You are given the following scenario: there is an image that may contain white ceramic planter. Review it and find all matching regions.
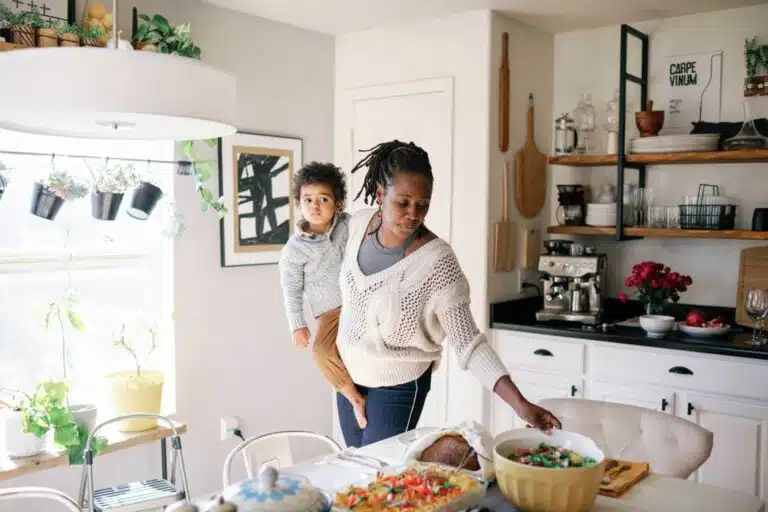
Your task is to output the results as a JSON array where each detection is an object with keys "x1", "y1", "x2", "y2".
[
  {"x1": 0, "y1": 408, "x2": 44, "y2": 458},
  {"x1": 70, "y1": 404, "x2": 98, "y2": 432}
]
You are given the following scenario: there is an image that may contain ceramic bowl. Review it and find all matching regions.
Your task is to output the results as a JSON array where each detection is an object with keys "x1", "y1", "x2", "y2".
[
  {"x1": 493, "y1": 429, "x2": 607, "y2": 512},
  {"x1": 639, "y1": 315, "x2": 676, "y2": 338}
]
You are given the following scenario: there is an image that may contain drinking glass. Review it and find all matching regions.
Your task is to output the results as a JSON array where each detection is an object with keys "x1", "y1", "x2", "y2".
[{"x1": 744, "y1": 289, "x2": 768, "y2": 346}]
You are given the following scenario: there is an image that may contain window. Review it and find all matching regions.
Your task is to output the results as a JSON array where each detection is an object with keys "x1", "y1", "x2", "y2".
[{"x1": 0, "y1": 128, "x2": 176, "y2": 411}]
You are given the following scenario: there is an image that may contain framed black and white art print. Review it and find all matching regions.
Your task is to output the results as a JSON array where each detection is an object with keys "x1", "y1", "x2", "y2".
[{"x1": 218, "y1": 132, "x2": 302, "y2": 267}]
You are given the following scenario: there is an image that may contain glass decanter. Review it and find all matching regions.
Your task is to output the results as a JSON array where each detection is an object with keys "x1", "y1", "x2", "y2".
[
  {"x1": 574, "y1": 93, "x2": 597, "y2": 153},
  {"x1": 724, "y1": 97, "x2": 768, "y2": 150}
]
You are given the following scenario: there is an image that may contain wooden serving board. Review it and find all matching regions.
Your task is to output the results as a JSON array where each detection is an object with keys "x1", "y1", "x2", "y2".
[
  {"x1": 515, "y1": 95, "x2": 547, "y2": 219},
  {"x1": 735, "y1": 247, "x2": 768, "y2": 328}
]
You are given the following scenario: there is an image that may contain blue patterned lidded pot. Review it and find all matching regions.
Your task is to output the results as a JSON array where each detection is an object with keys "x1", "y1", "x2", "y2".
[{"x1": 220, "y1": 466, "x2": 330, "y2": 512}]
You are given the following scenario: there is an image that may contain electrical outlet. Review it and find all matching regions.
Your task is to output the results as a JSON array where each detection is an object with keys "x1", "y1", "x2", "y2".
[{"x1": 220, "y1": 415, "x2": 242, "y2": 441}]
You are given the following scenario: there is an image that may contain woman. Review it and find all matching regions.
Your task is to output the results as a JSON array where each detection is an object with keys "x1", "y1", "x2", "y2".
[{"x1": 335, "y1": 140, "x2": 561, "y2": 447}]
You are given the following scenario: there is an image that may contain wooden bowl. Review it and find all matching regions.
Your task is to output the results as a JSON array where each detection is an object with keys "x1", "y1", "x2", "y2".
[{"x1": 635, "y1": 99, "x2": 665, "y2": 137}]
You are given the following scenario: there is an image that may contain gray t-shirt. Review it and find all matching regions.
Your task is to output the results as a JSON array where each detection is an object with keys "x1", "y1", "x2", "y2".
[{"x1": 357, "y1": 225, "x2": 422, "y2": 276}]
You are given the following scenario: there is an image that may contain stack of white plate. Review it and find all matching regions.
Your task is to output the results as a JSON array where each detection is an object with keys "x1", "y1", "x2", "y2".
[
  {"x1": 630, "y1": 134, "x2": 720, "y2": 154},
  {"x1": 586, "y1": 203, "x2": 616, "y2": 226}
]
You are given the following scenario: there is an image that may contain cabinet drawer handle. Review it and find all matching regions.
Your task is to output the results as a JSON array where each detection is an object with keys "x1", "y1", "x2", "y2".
[
  {"x1": 534, "y1": 349, "x2": 553, "y2": 357},
  {"x1": 661, "y1": 398, "x2": 669, "y2": 411},
  {"x1": 668, "y1": 366, "x2": 694, "y2": 375},
  {"x1": 688, "y1": 402, "x2": 695, "y2": 416},
  {"x1": 570, "y1": 385, "x2": 578, "y2": 397}
]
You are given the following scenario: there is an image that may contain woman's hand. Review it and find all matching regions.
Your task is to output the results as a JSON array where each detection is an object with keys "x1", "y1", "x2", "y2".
[
  {"x1": 493, "y1": 376, "x2": 562, "y2": 433},
  {"x1": 514, "y1": 400, "x2": 562, "y2": 434},
  {"x1": 292, "y1": 327, "x2": 311, "y2": 348}
]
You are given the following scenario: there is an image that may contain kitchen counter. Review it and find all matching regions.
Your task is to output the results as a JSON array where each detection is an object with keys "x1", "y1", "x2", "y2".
[{"x1": 490, "y1": 296, "x2": 768, "y2": 361}]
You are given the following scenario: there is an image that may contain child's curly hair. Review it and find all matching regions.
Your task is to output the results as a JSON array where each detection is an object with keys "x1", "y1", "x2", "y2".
[{"x1": 292, "y1": 161, "x2": 347, "y2": 207}]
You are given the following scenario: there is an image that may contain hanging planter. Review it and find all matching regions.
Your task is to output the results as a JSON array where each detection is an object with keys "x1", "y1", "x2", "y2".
[
  {"x1": 91, "y1": 190, "x2": 124, "y2": 220},
  {"x1": 127, "y1": 181, "x2": 163, "y2": 220},
  {"x1": 30, "y1": 170, "x2": 89, "y2": 221},
  {"x1": 88, "y1": 161, "x2": 141, "y2": 220}
]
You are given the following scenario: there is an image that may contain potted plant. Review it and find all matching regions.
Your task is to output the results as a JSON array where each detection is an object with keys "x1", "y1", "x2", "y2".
[
  {"x1": 2, "y1": 8, "x2": 43, "y2": 48},
  {"x1": 127, "y1": 180, "x2": 164, "y2": 220},
  {"x1": 31, "y1": 170, "x2": 89, "y2": 220},
  {"x1": 57, "y1": 22, "x2": 81, "y2": 47},
  {"x1": 37, "y1": 19, "x2": 58, "y2": 47},
  {"x1": 618, "y1": 261, "x2": 693, "y2": 315},
  {"x1": 105, "y1": 318, "x2": 164, "y2": 432},
  {"x1": 81, "y1": 23, "x2": 104, "y2": 47},
  {"x1": 132, "y1": 13, "x2": 201, "y2": 59},
  {"x1": 0, "y1": 388, "x2": 45, "y2": 458},
  {"x1": 88, "y1": 162, "x2": 141, "y2": 220},
  {"x1": 745, "y1": 37, "x2": 762, "y2": 97},
  {"x1": 0, "y1": 382, "x2": 107, "y2": 464}
]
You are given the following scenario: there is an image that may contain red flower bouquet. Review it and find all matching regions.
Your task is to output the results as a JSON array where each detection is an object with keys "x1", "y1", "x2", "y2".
[{"x1": 619, "y1": 261, "x2": 693, "y2": 314}]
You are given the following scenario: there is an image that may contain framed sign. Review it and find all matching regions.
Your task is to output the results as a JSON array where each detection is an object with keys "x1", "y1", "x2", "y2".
[
  {"x1": 662, "y1": 51, "x2": 723, "y2": 134},
  {"x1": 0, "y1": 0, "x2": 75, "y2": 25},
  {"x1": 218, "y1": 132, "x2": 302, "y2": 267}
]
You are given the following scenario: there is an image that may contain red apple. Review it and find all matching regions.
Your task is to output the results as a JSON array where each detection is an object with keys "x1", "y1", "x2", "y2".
[{"x1": 685, "y1": 310, "x2": 706, "y2": 327}]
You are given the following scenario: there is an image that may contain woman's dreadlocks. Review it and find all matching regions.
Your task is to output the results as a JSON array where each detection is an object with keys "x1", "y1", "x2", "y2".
[{"x1": 350, "y1": 140, "x2": 433, "y2": 206}]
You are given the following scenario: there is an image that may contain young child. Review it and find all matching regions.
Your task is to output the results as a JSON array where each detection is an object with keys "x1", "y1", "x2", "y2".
[{"x1": 278, "y1": 161, "x2": 367, "y2": 428}]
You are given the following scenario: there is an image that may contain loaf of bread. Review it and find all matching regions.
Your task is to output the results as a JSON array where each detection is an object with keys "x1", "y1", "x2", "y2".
[{"x1": 418, "y1": 434, "x2": 480, "y2": 471}]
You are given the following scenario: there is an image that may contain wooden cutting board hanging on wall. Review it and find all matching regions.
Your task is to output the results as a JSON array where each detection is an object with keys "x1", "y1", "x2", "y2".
[
  {"x1": 515, "y1": 94, "x2": 547, "y2": 219},
  {"x1": 735, "y1": 247, "x2": 768, "y2": 328}
]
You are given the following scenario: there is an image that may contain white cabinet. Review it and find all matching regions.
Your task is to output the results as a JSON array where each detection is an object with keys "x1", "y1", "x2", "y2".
[{"x1": 491, "y1": 328, "x2": 768, "y2": 501}]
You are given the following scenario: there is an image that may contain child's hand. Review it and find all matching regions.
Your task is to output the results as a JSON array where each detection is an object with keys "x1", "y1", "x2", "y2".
[{"x1": 292, "y1": 328, "x2": 311, "y2": 348}]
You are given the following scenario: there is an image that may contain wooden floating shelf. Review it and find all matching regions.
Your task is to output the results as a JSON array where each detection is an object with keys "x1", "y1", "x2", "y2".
[
  {"x1": 0, "y1": 42, "x2": 24, "y2": 52},
  {"x1": 548, "y1": 149, "x2": 768, "y2": 167},
  {"x1": 547, "y1": 225, "x2": 768, "y2": 241}
]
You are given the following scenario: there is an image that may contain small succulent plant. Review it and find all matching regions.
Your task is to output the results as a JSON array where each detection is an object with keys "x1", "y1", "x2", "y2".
[
  {"x1": 40, "y1": 171, "x2": 89, "y2": 200},
  {"x1": 90, "y1": 162, "x2": 142, "y2": 193}
]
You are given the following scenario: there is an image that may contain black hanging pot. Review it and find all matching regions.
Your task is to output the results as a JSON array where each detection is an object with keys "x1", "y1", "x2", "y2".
[
  {"x1": 30, "y1": 182, "x2": 65, "y2": 220},
  {"x1": 127, "y1": 182, "x2": 163, "y2": 220},
  {"x1": 92, "y1": 191, "x2": 124, "y2": 221}
]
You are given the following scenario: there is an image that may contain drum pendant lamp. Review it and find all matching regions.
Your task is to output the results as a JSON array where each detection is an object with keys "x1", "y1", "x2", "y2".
[{"x1": 0, "y1": 0, "x2": 237, "y2": 141}]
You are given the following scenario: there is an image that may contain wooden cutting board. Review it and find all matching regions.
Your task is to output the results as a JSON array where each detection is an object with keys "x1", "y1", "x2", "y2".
[
  {"x1": 599, "y1": 458, "x2": 650, "y2": 498},
  {"x1": 735, "y1": 247, "x2": 768, "y2": 328},
  {"x1": 520, "y1": 227, "x2": 540, "y2": 269},
  {"x1": 515, "y1": 94, "x2": 547, "y2": 219}
]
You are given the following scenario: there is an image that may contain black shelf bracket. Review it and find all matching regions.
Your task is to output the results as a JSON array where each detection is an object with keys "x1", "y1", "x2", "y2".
[{"x1": 616, "y1": 23, "x2": 649, "y2": 242}]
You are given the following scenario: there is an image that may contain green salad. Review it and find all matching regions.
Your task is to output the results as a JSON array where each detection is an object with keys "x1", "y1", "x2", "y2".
[{"x1": 507, "y1": 442, "x2": 598, "y2": 468}]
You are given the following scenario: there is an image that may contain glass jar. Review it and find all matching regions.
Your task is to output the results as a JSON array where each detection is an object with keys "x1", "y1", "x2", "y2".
[
  {"x1": 604, "y1": 89, "x2": 620, "y2": 154},
  {"x1": 573, "y1": 93, "x2": 597, "y2": 154},
  {"x1": 554, "y1": 113, "x2": 578, "y2": 155}
]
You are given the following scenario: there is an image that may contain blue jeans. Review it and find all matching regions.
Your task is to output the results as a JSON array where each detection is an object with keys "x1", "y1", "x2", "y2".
[{"x1": 337, "y1": 367, "x2": 432, "y2": 447}]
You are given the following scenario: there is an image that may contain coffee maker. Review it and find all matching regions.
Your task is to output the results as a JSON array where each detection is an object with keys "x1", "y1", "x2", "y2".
[{"x1": 535, "y1": 250, "x2": 607, "y2": 325}]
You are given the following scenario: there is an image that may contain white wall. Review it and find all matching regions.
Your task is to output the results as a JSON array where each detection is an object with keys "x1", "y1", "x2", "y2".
[
  {"x1": 487, "y1": 12, "x2": 554, "y2": 302},
  {"x1": 550, "y1": 4, "x2": 768, "y2": 307},
  {"x1": 5, "y1": 1, "x2": 335, "y2": 508},
  {"x1": 334, "y1": 10, "x2": 494, "y2": 427}
]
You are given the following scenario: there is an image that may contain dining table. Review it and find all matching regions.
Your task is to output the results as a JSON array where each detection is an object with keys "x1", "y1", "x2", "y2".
[{"x1": 282, "y1": 430, "x2": 765, "y2": 512}]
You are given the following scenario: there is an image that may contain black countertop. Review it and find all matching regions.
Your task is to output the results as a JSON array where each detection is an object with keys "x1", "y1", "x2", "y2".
[{"x1": 490, "y1": 296, "x2": 768, "y2": 361}]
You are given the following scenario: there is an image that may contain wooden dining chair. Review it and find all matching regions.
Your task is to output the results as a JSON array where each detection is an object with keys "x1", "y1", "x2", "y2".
[
  {"x1": 535, "y1": 398, "x2": 714, "y2": 479},
  {"x1": 222, "y1": 430, "x2": 342, "y2": 487},
  {"x1": 0, "y1": 486, "x2": 81, "y2": 511}
]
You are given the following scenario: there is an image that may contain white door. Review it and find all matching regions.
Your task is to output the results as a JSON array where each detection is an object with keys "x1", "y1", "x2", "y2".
[
  {"x1": 682, "y1": 392, "x2": 768, "y2": 500},
  {"x1": 336, "y1": 77, "x2": 455, "y2": 434},
  {"x1": 492, "y1": 370, "x2": 581, "y2": 436}
]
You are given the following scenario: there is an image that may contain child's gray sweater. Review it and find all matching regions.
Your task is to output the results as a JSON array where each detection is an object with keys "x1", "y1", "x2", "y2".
[{"x1": 278, "y1": 212, "x2": 350, "y2": 331}]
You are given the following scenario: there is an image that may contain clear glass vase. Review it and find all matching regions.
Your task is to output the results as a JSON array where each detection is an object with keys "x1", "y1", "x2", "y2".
[
  {"x1": 645, "y1": 301, "x2": 664, "y2": 315},
  {"x1": 724, "y1": 98, "x2": 768, "y2": 150}
]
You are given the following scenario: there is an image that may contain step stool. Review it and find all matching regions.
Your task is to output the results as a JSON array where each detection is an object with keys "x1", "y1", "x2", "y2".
[{"x1": 77, "y1": 413, "x2": 191, "y2": 511}]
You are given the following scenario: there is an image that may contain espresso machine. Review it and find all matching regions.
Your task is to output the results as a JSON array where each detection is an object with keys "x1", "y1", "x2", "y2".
[{"x1": 535, "y1": 248, "x2": 607, "y2": 325}]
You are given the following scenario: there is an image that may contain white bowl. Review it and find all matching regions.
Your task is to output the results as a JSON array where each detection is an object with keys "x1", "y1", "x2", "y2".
[
  {"x1": 639, "y1": 315, "x2": 675, "y2": 338},
  {"x1": 678, "y1": 322, "x2": 731, "y2": 338}
]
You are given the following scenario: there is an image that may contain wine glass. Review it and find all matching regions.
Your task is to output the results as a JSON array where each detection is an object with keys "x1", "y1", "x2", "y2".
[{"x1": 744, "y1": 289, "x2": 768, "y2": 346}]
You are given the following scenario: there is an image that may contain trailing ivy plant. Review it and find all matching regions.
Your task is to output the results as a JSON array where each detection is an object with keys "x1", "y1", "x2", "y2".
[{"x1": 181, "y1": 139, "x2": 227, "y2": 216}]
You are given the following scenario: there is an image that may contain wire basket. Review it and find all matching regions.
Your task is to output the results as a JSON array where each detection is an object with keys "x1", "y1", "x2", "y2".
[{"x1": 678, "y1": 184, "x2": 737, "y2": 230}]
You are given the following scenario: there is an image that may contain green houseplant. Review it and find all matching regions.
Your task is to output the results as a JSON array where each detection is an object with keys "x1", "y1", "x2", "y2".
[
  {"x1": 1, "y1": 7, "x2": 43, "y2": 48},
  {"x1": 0, "y1": 382, "x2": 107, "y2": 464},
  {"x1": 87, "y1": 162, "x2": 141, "y2": 220},
  {"x1": 31, "y1": 170, "x2": 89, "y2": 221},
  {"x1": 57, "y1": 22, "x2": 82, "y2": 47},
  {"x1": 132, "y1": 13, "x2": 201, "y2": 59}
]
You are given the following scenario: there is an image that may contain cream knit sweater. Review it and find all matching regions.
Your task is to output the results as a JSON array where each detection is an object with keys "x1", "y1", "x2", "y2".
[{"x1": 336, "y1": 208, "x2": 509, "y2": 391}]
